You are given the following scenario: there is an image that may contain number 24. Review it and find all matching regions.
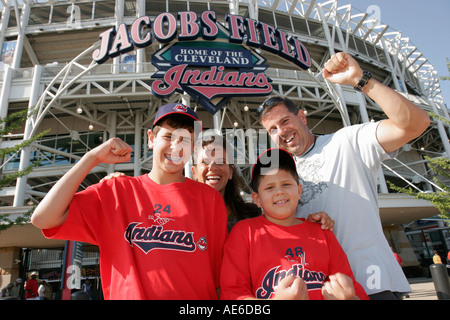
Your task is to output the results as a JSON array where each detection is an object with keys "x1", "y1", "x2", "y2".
[{"x1": 154, "y1": 204, "x2": 171, "y2": 214}]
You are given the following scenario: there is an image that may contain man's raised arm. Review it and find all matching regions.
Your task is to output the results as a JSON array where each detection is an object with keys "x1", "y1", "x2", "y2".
[{"x1": 323, "y1": 52, "x2": 430, "y2": 154}]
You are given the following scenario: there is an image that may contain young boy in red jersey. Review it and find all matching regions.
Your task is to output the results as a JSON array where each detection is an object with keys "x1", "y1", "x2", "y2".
[
  {"x1": 31, "y1": 103, "x2": 228, "y2": 300},
  {"x1": 220, "y1": 148, "x2": 368, "y2": 300}
]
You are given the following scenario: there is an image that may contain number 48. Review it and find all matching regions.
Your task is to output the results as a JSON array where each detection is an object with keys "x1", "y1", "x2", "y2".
[{"x1": 286, "y1": 246, "x2": 304, "y2": 258}]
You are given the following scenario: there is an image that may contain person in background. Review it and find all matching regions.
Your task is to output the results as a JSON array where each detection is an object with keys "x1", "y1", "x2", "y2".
[
  {"x1": 10, "y1": 278, "x2": 22, "y2": 299},
  {"x1": 1, "y1": 283, "x2": 14, "y2": 298},
  {"x1": 391, "y1": 248, "x2": 403, "y2": 266},
  {"x1": 25, "y1": 272, "x2": 39, "y2": 300},
  {"x1": 433, "y1": 250, "x2": 442, "y2": 264},
  {"x1": 38, "y1": 280, "x2": 52, "y2": 300}
]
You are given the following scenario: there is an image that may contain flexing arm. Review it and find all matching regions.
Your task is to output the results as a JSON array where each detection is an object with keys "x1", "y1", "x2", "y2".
[
  {"x1": 31, "y1": 138, "x2": 132, "y2": 229},
  {"x1": 323, "y1": 52, "x2": 430, "y2": 154}
]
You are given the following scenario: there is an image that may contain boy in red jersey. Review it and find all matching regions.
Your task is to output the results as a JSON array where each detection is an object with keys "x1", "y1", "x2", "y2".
[
  {"x1": 220, "y1": 148, "x2": 368, "y2": 300},
  {"x1": 31, "y1": 103, "x2": 228, "y2": 300}
]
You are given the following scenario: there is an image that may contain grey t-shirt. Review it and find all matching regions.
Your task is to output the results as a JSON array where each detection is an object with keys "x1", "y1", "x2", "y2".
[{"x1": 294, "y1": 122, "x2": 411, "y2": 295}]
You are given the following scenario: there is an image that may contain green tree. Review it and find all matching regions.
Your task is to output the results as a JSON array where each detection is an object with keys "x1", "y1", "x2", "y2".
[
  {"x1": 0, "y1": 109, "x2": 49, "y2": 231},
  {"x1": 440, "y1": 58, "x2": 450, "y2": 81},
  {"x1": 387, "y1": 150, "x2": 449, "y2": 219}
]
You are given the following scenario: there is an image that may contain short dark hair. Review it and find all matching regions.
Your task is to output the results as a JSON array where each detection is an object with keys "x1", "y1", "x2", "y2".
[
  {"x1": 251, "y1": 148, "x2": 299, "y2": 192},
  {"x1": 257, "y1": 95, "x2": 299, "y2": 122}
]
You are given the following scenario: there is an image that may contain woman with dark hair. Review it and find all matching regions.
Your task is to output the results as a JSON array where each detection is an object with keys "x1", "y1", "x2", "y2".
[{"x1": 191, "y1": 134, "x2": 260, "y2": 230}]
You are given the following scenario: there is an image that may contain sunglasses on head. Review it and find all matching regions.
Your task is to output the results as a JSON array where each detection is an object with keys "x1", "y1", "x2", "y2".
[{"x1": 256, "y1": 96, "x2": 291, "y2": 119}]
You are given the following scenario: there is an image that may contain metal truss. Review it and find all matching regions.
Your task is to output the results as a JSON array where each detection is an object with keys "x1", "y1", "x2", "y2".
[{"x1": 251, "y1": 0, "x2": 444, "y2": 104}]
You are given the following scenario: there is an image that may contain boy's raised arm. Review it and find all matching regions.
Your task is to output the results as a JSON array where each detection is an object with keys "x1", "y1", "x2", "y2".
[{"x1": 31, "y1": 138, "x2": 132, "y2": 230}]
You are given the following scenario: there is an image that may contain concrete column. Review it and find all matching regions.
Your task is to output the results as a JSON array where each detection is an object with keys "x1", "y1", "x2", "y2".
[
  {"x1": 135, "y1": 0, "x2": 145, "y2": 73},
  {"x1": 0, "y1": 0, "x2": 12, "y2": 54},
  {"x1": 112, "y1": 0, "x2": 124, "y2": 74},
  {"x1": 213, "y1": 111, "x2": 222, "y2": 135},
  {"x1": 182, "y1": 96, "x2": 193, "y2": 179},
  {"x1": 247, "y1": 0, "x2": 259, "y2": 20},
  {"x1": 134, "y1": 110, "x2": 142, "y2": 176},
  {"x1": 228, "y1": 0, "x2": 239, "y2": 15},
  {"x1": 14, "y1": 65, "x2": 43, "y2": 206},
  {"x1": 0, "y1": 65, "x2": 13, "y2": 121},
  {"x1": 11, "y1": 0, "x2": 31, "y2": 69},
  {"x1": 107, "y1": 111, "x2": 117, "y2": 174}
]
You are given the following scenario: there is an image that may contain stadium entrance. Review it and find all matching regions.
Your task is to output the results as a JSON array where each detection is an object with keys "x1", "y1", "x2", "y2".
[{"x1": 19, "y1": 245, "x2": 102, "y2": 300}]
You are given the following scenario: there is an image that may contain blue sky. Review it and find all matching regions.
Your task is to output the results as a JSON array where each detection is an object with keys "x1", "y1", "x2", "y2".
[{"x1": 339, "y1": 0, "x2": 450, "y2": 108}]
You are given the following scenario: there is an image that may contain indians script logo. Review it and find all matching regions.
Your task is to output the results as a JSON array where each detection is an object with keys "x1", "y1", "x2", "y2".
[
  {"x1": 256, "y1": 254, "x2": 326, "y2": 299},
  {"x1": 124, "y1": 219, "x2": 207, "y2": 254},
  {"x1": 92, "y1": 11, "x2": 312, "y2": 115}
]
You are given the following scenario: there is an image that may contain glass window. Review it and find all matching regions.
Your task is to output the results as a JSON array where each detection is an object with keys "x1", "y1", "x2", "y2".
[
  {"x1": 50, "y1": 3, "x2": 74, "y2": 24},
  {"x1": 29, "y1": 6, "x2": 51, "y2": 25},
  {"x1": 307, "y1": 20, "x2": 324, "y2": 39},
  {"x1": 168, "y1": 1, "x2": 188, "y2": 15},
  {"x1": 54, "y1": 136, "x2": 71, "y2": 165},
  {"x1": 93, "y1": 1, "x2": 115, "y2": 19},
  {"x1": 366, "y1": 43, "x2": 378, "y2": 60},
  {"x1": 354, "y1": 37, "x2": 368, "y2": 56},
  {"x1": 124, "y1": 0, "x2": 137, "y2": 17},
  {"x1": 376, "y1": 47, "x2": 387, "y2": 64},
  {"x1": 258, "y1": 9, "x2": 275, "y2": 26},
  {"x1": 146, "y1": 0, "x2": 169, "y2": 17},
  {"x1": 291, "y1": 16, "x2": 309, "y2": 36},
  {"x1": 117, "y1": 133, "x2": 135, "y2": 162},
  {"x1": 7, "y1": 7, "x2": 17, "y2": 28},
  {"x1": 274, "y1": 13, "x2": 292, "y2": 31}
]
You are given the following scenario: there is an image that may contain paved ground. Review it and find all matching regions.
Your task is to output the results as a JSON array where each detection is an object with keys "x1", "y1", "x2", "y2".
[{"x1": 404, "y1": 278, "x2": 439, "y2": 300}]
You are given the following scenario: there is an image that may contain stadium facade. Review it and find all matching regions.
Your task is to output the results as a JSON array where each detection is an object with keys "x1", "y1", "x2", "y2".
[{"x1": 0, "y1": 0, "x2": 448, "y2": 299}]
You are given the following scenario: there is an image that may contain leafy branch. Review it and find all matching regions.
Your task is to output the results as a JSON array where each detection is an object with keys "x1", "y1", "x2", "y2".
[
  {"x1": 0, "y1": 109, "x2": 49, "y2": 232},
  {"x1": 387, "y1": 111, "x2": 450, "y2": 219}
]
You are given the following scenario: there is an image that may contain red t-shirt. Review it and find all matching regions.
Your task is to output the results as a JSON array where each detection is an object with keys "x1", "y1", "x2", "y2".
[
  {"x1": 220, "y1": 216, "x2": 368, "y2": 300},
  {"x1": 43, "y1": 175, "x2": 228, "y2": 300},
  {"x1": 25, "y1": 278, "x2": 38, "y2": 299}
]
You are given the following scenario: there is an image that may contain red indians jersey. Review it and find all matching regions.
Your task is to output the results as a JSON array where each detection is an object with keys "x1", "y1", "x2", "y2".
[
  {"x1": 220, "y1": 216, "x2": 368, "y2": 300},
  {"x1": 43, "y1": 175, "x2": 228, "y2": 300}
]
